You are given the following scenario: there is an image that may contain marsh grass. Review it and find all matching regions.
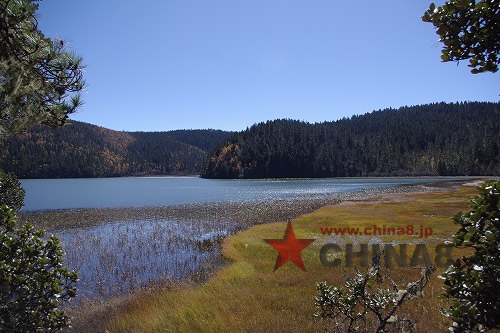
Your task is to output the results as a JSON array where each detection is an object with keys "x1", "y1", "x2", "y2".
[
  {"x1": 68, "y1": 183, "x2": 480, "y2": 332},
  {"x1": 25, "y1": 183, "x2": 451, "y2": 301}
]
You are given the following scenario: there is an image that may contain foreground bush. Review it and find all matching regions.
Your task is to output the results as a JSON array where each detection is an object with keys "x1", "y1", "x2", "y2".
[
  {"x1": 0, "y1": 205, "x2": 77, "y2": 332},
  {"x1": 440, "y1": 180, "x2": 500, "y2": 332},
  {"x1": 314, "y1": 252, "x2": 434, "y2": 332},
  {"x1": 0, "y1": 171, "x2": 25, "y2": 212}
]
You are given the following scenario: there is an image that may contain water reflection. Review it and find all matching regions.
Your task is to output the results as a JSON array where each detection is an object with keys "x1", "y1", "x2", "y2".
[{"x1": 55, "y1": 219, "x2": 243, "y2": 299}]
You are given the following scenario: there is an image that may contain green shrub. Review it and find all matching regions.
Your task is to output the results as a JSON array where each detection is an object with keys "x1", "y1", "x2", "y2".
[
  {"x1": 0, "y1": 171, "x2": 25, "y2": 212},
  {"x1": 441, "y1": 180, "x2": 500, "y2": 332},
  {"x1": 0, "y1": 205, "x2": 78, "y2": 332}
]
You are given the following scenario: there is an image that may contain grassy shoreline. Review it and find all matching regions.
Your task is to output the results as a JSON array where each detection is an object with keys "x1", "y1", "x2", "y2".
[{"x1": 61, "y1": 179, "x2": 486, "y2": 332}]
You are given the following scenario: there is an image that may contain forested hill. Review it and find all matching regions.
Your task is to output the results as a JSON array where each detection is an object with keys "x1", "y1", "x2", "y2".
[
  {"x1": 0, "y1": 121, "x2": 233, "y2": 178},
  {"x1": 201, "y1": 102, "x2": 500, "y2": 179}
]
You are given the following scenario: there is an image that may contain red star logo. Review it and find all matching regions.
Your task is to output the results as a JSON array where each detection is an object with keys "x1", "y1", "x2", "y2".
[{"x1": 264, "y1": 220, "x2": 315, "y2": 272}]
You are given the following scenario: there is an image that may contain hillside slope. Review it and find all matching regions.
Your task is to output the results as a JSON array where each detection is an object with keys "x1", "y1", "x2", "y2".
[
  {"x1": 0, "y1": 121, "x2": 233, "y2": 178},
  {"x1": 202, "y1": 102, "x2": 499, "y2": 178}
]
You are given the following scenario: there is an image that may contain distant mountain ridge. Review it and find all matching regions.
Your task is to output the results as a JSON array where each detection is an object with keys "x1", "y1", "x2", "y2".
[
  {"x1": 2, "y1": 102, "x2": 499, "y2": 179},
  {"x1": 0, "y1": 121, "x2": 234, "y2": 178},
  {"x1": 202, "y1": 102, "x2": 499, "y2": 178}
]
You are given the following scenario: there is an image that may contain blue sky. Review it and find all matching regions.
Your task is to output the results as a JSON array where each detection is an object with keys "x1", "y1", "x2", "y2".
[{"x1": 38, "y1": 0, "x2": 498, "y2": 132}]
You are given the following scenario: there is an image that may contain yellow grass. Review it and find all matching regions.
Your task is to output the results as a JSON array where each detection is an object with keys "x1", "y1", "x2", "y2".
[{"x1": 103, "y1": 185, "x2": 478, "y2": 332}]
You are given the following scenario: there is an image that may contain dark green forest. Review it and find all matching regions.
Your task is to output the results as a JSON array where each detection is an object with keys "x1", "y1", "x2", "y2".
[
  {"x1": 0, "y1": 121, "x2": 233, "y2": 178},
  {"x1": 202, "y1": 102, "x2": 499, "y2": 178},
  {"x1": 2, "y1": 102, "x2": 498, "y2": 179}
]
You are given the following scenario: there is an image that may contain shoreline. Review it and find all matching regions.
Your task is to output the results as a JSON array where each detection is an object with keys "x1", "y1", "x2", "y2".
[
  {"x1": 64, "y1": 178, "x2": 485, "y2": 332},
  {"x1": 20, "y1": 179, "x2": 477, "y2": 231},
  {"x1": 22, "y1": 179, "x2": 479, "y2": 309},
  {"x1": 19, "y1": 175, "x2": 491, "y2": 180}
]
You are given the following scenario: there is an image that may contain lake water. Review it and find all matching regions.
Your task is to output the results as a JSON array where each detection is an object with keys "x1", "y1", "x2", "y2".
[
  {"x1": 19, "y1": 177, "x2": 465, "y2": 300},
  {"x1": 57, "y1": 218, "x2": 243, "y2": 299},
  {"x1": 20, "y1": 177, "x2": 462, "y2": 211}
]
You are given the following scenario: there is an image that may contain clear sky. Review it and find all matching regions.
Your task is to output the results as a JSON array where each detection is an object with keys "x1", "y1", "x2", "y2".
[{"x1": 37, "y1": 0, "x2": 498, "y2": 132}]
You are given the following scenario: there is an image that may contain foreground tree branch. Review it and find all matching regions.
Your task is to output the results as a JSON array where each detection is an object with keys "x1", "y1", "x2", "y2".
[
  {"x1": 314, "y1": 252, "x2": 435, "y2": 332},
  {"x1": 422, "y1": 0, "x2": 500, "y2": 74},
  {"x1": 0, "y1": 0, "x2": 85, "y2": 137}
]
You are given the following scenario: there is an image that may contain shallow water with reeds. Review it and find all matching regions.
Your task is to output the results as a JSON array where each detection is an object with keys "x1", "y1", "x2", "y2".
[
  {"x1": 20, "y1": 177, "x2": 467, "y2": 301},
  {"x1": 55, "y1": 218, "x2": 244, "y2": 300}
]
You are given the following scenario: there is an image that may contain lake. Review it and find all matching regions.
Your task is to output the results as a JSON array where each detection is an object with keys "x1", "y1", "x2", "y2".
[
  {"x1": 20, "y1": 176, "x2": 463, "y2": 211},
  {"x1": 19, "y1": 177, "x2": 466, "y2": 299}
]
